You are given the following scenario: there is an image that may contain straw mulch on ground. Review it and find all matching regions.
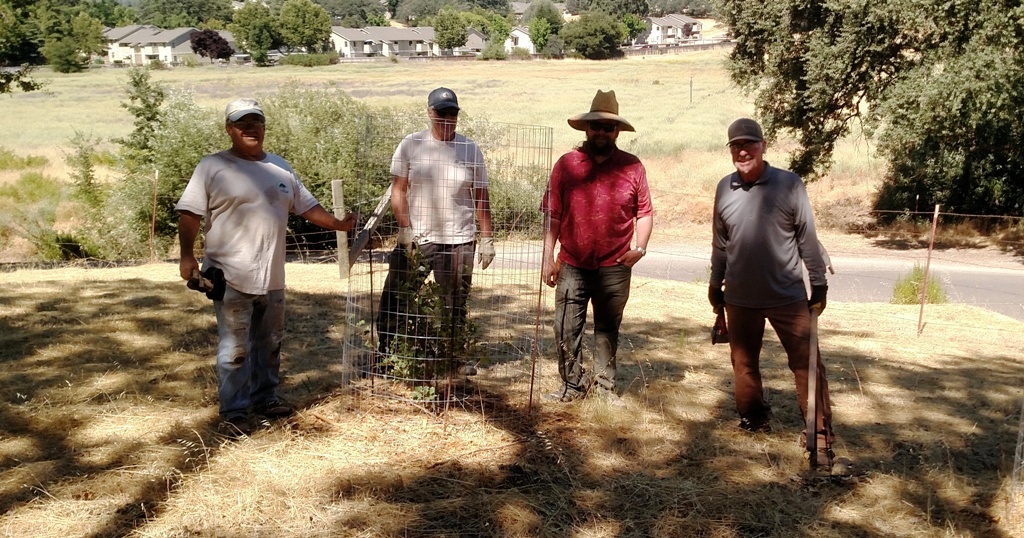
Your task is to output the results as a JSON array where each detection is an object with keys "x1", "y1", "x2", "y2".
[{"x1": 1, "y1": 262, "x2": 1022, "y2": 537}]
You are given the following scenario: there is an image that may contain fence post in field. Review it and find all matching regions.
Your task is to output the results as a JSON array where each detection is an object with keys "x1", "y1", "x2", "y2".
[
  {"x1": 917, "y1": 204, "x2": 940, "y2": 335},
  {"x1": 150, "y1": 169, "x2": 159, "y2": 261},
  {"x1": 332, "y1": 179, "x2": 349, "y2": 280}
]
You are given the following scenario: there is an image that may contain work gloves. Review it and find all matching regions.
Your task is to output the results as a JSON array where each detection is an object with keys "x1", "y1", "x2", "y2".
[
  {"x1": 187, "y1": 267, "x2": 226, "y2": 301},
  {"x1": 708, "y1": 284, "x2": 725, "y2": 309},
  {"x1": 397, "y1": 226, "x2": 415, "y2": 250},
  {"x1": 478, "y1": 237, "x2": 495, "y2": 270},
  {"x1": 809, "y1": 284, "x2": 828, "y2": 313}
]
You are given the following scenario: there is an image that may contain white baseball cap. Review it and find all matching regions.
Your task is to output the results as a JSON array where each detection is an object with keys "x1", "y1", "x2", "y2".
[{"x1": 225, "y1": 98, "x2": 264, "y2": 122}]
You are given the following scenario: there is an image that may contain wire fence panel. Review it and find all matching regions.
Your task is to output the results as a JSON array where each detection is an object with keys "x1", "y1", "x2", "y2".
[{"x1": 340, "y1": 117, "x2": 554, "y2": 410}]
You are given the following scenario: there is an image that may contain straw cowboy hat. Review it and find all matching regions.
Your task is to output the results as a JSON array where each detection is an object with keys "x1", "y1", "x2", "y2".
[{"x1": 567, "y1": 90, "x2": 635, "y2": 132}]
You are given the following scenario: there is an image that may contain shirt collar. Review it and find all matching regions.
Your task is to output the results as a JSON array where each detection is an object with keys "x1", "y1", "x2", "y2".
[{"x1": 730, "y1": 162, "x2": 772, "y2": 190}]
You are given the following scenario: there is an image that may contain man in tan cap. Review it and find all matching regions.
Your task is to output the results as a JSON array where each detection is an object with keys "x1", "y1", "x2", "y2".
[
  {"x1": 176, "y1": 98, "x2": 356, "y2": 437},
  {"x1": 709, "y1": 117, "x2": 836, "y2": 469},
  {"x1": 541, "y1": 90, "x2": 654, "y2": 407}
]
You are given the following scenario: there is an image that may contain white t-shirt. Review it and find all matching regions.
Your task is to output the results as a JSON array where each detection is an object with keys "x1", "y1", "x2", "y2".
[
  {"x1": 390, "y1": 130, "x2": 488, "y2": 245},
  {"x1": 175, "y1": 150, "x2": 319, "y2": 294}
]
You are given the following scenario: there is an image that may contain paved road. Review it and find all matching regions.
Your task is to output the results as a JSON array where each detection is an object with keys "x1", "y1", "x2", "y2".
[{"x1": 630, "y1": 247, "x2": 1024, "y2": 321}]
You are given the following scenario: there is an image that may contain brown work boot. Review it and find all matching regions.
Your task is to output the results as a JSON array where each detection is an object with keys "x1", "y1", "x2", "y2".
[
  {"x1": 254, "y1": 400, "x2": 294, "y2": 419},
  {"x1": 738, "y1": 416, "x2": 772, "y2": 433},
  {"x1": 220, "y1": 415, "x2": 252, "y2": 437},
  {"x1": 814, "y1": 447, "x2": 835, "y2": 470}
]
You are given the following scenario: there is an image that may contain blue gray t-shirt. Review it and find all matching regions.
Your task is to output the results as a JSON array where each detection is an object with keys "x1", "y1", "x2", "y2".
[{"x1": 710, "y1": 163, "x2": 827, "y2": 308}]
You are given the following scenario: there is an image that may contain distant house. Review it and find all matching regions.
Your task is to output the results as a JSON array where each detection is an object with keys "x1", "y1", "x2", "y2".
[
  {"x1": 330, "y1": 26, "x2": 484, "y2": 58},
  {"x1": 330, "y1": 26, "x2": 438, "y2": 58},
  {"x1": 639, "y1": 14, "x2": 702, "y2": 45},
  {"x1": 504, "y1": 27, "x2": 535, "y2": 54},
  {"x1": 455, "y1": 29, "x2": 487, "y2": 56},
  {"x1": 105, "y1": 25, "x2": 200, "y2": 65}
]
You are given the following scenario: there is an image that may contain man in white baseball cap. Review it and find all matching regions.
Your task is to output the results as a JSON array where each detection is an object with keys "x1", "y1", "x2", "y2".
[{"x1": 175, "y1": 98, "x2": 356, "y2": 437}]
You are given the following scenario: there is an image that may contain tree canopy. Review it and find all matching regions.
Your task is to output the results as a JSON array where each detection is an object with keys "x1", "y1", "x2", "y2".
[
  {"x1": 462, "y1": 8, "x2": 511, "y2": 42},
  {"x1": 229, "y1": 2, "x2": 282, "y2": 65},
  {"x1": 560, "y1": 11, "x2": 624, "y2": 59},
  {"x1": 521, "y1": 0, "x2": 562, "y2": 34},
  {"x1": 138, "y1": 0, "x2": 232, "y2": 28},
  {"x1": 314, "y1": 0, "x2": 386, "y2": 27},
  {"x1": 278, "y1": 0, "x2": 332, "y2": 52},
  {"x1": 190, "y1": 29, "x2": 234, "y2": 62},
  {"x1": 568, "y1": 0, "x2": 648, "y2": 17},
  {"x1": 647, "y1": 0, "x2": 712, "y2": 17},
  {"x1": 721, "y1": 0, "x2": 1024, "y2": 216},
  {"x1": 433, "y1": 6, "x2": 468, "y2": 51}
]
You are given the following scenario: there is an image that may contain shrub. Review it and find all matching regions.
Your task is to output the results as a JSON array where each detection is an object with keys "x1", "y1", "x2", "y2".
[
  {"x1": 0, "y1": 147, "x2": 48, "y2": 170},
  {"x1": 277, "y1": 52, "x2": 339, "y2": 67},
  {"x1": 0, "y1": 172, "x2": 65, "y2": 259},
  {"x1": 892, "y1": 263, "x2": 948, "y2": 305},
  {"x1": 479, "y1": 41, "x2": 508, "y2": 60},
  {"x1": 509, "y1": 47, "x2": 532, "y2": 60},
  {"x1": 72, "y1": 78, "x2": 550, "y2": 260},
  {"x1": 541, "y1": 35, "x2": 565, "y2": 59}
]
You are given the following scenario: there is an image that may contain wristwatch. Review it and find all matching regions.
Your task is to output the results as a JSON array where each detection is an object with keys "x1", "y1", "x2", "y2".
[{"x1": 635, "y1": 247, "x2": 646, "y2": 256}]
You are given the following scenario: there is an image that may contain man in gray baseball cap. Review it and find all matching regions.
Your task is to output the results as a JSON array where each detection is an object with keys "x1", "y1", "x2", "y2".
[
  {"x1": 375, "y1": 87, "x2": 494, "y2": 378},
  {"x1": 709, "y1": 117, "x2": 839, "y2": 470}
]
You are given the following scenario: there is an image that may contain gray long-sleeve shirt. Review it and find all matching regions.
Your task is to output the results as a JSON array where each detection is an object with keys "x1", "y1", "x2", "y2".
[{"x1": 710, "y1": 163, "x2": 827, "y2": 309}]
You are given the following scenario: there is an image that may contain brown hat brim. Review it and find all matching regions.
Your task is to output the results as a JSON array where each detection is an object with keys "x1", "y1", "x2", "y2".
[{"x1": 568, "y1": 111, "x2": 635, "y2": 132}]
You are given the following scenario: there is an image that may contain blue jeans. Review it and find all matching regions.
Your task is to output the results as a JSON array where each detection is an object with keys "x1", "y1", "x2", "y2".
[
  {"x1": 213, "y1": 286, "x2": 286, "y2": 419},
  {"x1": 553, "y1": 263, "x2": 632, "y2": 392}
]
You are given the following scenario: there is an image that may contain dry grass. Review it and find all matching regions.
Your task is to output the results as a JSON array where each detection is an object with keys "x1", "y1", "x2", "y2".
[
  {"x1": 0, "y1": 50, "x2": 884, "y2": 232},
  {"x1": 1, "y1": 262, "x2": 1023, "y2": 537}
]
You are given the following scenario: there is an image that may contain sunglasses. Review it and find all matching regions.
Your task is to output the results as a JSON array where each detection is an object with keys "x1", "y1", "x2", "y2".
[
  {"x1": 729, "y1": 140, "x2": 761, "y2": 151},
  {"x1": 589, "y1": 122, "x2": 618, "y2": 133},
  {"x1": 434, "y1": 108, "x2": 459, "y2": 118},
  {"x1": 231, "y1": 119, "x2": 265, "y2": 129}
]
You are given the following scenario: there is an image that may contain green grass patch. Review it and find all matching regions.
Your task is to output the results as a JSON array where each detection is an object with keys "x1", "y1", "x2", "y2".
[{"x1": 892, "y1": 262, "x2": 948, "y2": 304}]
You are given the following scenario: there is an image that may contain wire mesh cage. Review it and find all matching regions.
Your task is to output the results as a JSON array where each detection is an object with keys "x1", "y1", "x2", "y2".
[
  {"x1": 1011, "y1": 397, "x2": 1024, "y2": 515},
  {"x1": 340, "y1": 113, "x2": 554, "y2": 409}
]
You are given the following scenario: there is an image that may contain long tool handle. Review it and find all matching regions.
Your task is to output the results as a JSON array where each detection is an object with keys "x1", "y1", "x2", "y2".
[
  {"x1": 348, "y1": 184, "x2": 393, "y2": 267},
  {"x1": 806, "y1": 306, "x2": 820, "y2": 469}
]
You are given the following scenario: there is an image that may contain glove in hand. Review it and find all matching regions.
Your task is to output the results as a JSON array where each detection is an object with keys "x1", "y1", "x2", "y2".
[
  {"x1": 397, "y1": 226, "x2": 415, "y2": 250},
  {"x1": 708, "y1": 284, "x2": 725, "y2": 309},
  {"x1": 809, "y1": 284, "x2": 828, "y2": 313},
  {"x1": 478, "y1": 238, "x2": 495, "y2": 270}
]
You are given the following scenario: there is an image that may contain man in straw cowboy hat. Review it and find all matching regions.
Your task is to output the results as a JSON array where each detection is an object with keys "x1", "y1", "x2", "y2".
[{"x1": 541, "y1": 90, "x2": 654, "y2": 407}]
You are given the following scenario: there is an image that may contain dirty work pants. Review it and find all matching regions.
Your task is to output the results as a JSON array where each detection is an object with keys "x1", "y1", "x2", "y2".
[
  {"x1": 726, "y1": 300, "x2": 835, "y2": 445},
  {"x1": 554, "y1": 263, "x2": 632, "y2": 393},
  {"x1": 214, "y1": 286, "x2": 285, "y2": 419}
]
